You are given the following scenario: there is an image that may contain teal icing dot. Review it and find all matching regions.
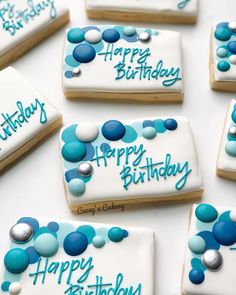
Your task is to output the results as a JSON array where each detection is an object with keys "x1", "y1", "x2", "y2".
[
  {"x1": 62, "y1": 141, "x2": 87, "y2": 162},
  {"x1": 225, "y1": 141, "x2": 236, "y2": 157},
  {"x1": 214, "y1": 27, "x2": 231, "y2": 41},
  {"x1": 34, "y1": 227, "x2": 57, "y2": 240},
  {"x1": 68, "y1": 179, "x2": 86, "y2": 196},
  {"x1": 34, "y1": 233, "x2": 59, "y2": 257},
  {"x1": 153, "y1": 119, "x2": 166, "y2": 133},
  {"x1": 67, "y1": 28, "x2": 84, "y2": 43},
  {"x1": 232, "y1": 110, "x2": 236, "y2": 123},
  {"x1": 191, "y1": 258, "x2": 206, "y2": 272},
  {"x1": 77, "y1": 225, "x2": 96, "y2": 244},
  {"x1": 122, "y1": 125, "x2": 138, "y2": 143},
  {"x1": 65, "y1": 55, "x2": 80, "y2": 67},
  {"x1": 108, "y1": 227, "x2": 126, "y2": 242},
  {"x1": 195, "y1": 204, "x2": 218, "y2": 223},
  {"x1": 188, "y1": 236, "x2": 206, "y2": 254},
  {"x1": 57, "y1": 223, "x2": 75, "y2": 247},
  {"x1": 1, "y1": 281, "x2": 10, "y2": 292},
  {"x1": 112, "y1": 25, "x2": 124, "y2": 34},
  {"x1": 142, "y1": 127, "x2": 157, "y2": 140},
  {"x1": 4, "y1": 249, "x2": 29, "y2": 274},
  {"x1": 218, "y1": 211, "x2": 231, "y2": 222},
  {"x1": 217, "y1": 61, "x2": 230, "y2": 72},
  {"x1": 92, "y1": 236, "x2": 106, "y2": 248},
  {"x1": 216, "y1": 47, "x2": 228, "y2": 58}
]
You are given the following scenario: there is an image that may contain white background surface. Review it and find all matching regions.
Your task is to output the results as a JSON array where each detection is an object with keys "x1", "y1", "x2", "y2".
[{"x1": 0, "y1": 1, "x2": 236, "y2": 294}]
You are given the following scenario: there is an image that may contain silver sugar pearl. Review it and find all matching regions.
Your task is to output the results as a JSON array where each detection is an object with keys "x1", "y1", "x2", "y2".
[
  {"x1": 10, "y1": 223, "x2": 33, "y2": 244},
  {"x1": 202, "y1": 249, "x2": 223, "y2": 271},
  {"x1": 229, "y1": 126, "x2": 236, "y2": 137},
  {"x1": 139, "y1": 32, "x2": 151, "y2": 42},
  {"x1": 78, "y1": 162, "x2": 93, "y2": 178},
  {"x1": 72, "y1": 68, "x2": 81, "y2": 77}
]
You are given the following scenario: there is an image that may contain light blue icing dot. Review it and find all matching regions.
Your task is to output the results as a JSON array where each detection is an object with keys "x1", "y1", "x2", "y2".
[
  {"x1": 34, "y1": 233, "x2": 59, "y2": 257},
  {"x1": 34, "y1": 227, "x2": 57, "y2": 240},
  {"x1": 1, "y1": 281, "x2": 10, "y2": 292},
  {"x1": 217, "y1": 61, "x2": 230, "y2": 72},
  {"x1": 191, "y1": 258, "x2": 206, "y2": 272},
  {"x1": 85, "y1": 40, "x2": 104, "y2": 53},
  {"x1": 142, "y1": 127, "x2": 157, "y2": 140},
  {"x1": 153, "y1": 119, "x2": 166, "y2": 133},
  {"x1": 61, "y1": 125, "x2": 78, "y2": 143},
  {"x1": 108, "y1": 227, "x2": 126, "y2": 242},
  {"x1": 195, "y1": 204, "x2": 218, "y2": 223},
  {"x1": 92, "y1": 236, "x2": 106, "y2": 248},
  {"x1": 62, "y1": 141, "x2": 87, "y2": 162},
  {"x1": 143, "y1": 120, "x2": 155, "y2": 128},
  {"x1": 17, "y1": 217, "x2": 39, "y2": 233},
  {"x1": 225, "y1": 141, "x2": 236, "y2": 157},
  {"x1": 77, "y1": 225, "x2": 96, "y2": 244},
  {"x1": 68, "y1": 179, "x2": 86, "y2": 196},
  {"x1": 95, "y1": 227, "x2": 110, "y2": 243},
  {"x1": 67, "y1": 28, "x2": 85, "y2": 43},
  {"x1": 122, "y1": 125, "x2": 138, "y2": 143},
  {"x1": 214, "y1": 27, "x2": 231, "y2": 41},
  {"x1": 123, "y1": 26, "x2": 137, "y2": 37},
  {"x1": 188, "y1": 236, "x2": 206, "y2": 254},
  {"x1": 65, "y1": 55, "x2": 80, "y2": 67},
  {"x1": 65, "y1": 71, "x2": 74, "y2": 79},
  {"x1": 48, "y1": 222, "x2": 59, "y2": 233},
  {"x1": 73, "y1": 44, "x2": 96, "y2": 63},
  {"x1": 100, "y1": 143, "x2": 110, "y2": 153},
  {"x1": 25, "y1": 247, "x2": 40, "y2": 264},
  {"x1": 57, "y1": 223, "x2": 75, "y2": 247},
  {"x1": 232, "y1": 110, "x2": 236, "y2": 123},
  {"x1": 3, "y1": 271, "x2": 21, "y2": 283},
  {"x1": 4, "y1": 249, "x2": 29, "y2": 274},
  {"x1": 217, "y1": 47, "x2": 228, "y2": 58}
]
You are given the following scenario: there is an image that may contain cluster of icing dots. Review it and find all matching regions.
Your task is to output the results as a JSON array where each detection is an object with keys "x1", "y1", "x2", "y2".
[
  {"x1": 225, "y1": 104, "x2": 236, "y2": 157},
  {"x1": 188, "y1": 204, "x2": 236, "y2": 285},
  {"x1": 65, "y1": 26, "x2": 158, "y2": 79},
  {"x1": 1, "y1": 218, "x2": 128, "y2": 294},
  {"x1": 61, "y1": 118, "x2": 178, "y2": 197},
  {"x1": 215, "y1": 22, "x2": 236, "y2": 72}
]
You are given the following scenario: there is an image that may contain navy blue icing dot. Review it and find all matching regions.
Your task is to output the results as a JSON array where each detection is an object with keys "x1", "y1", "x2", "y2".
[
  {"x1": 164, "y1": 119, "x2": 178, "y2": 131},
  {"x1": 64, "y1": 71, "x2": 74, "y2": 79},
  {"x1": 213, "y1": 220, "x2": 236, "y2": 246},
  {"x1": 73, "y1": 44, "x2": 96, "y2": 63},
  {"x1": 63, "y1": 232, "x2": 88, "y2": 256},
  {"x1": 189, "y1": 269, "x2": 205, "y2": 285},
  {"x1": 100, "y1": 143, "x2": 111, "y2": 153},
  {"x1": 67, "y1": 28, "x2": 84, "y2": 43},
  {"x1": 102, "y1": 120, "x2": 126, "y2": 141},
  {"x1": 102, "y1": 29, "x2": 120, "y2": 43},
  {"x1": 143, "y1": 120, "x2": 155, "y2": 128},
  {"x1": 81, "y1": 143, "x2": 95, "y2": 161},
  {"x1": 216, "y1": 22, "x2": 229, "y2": 29},
  {"x1": 214, "y1": 27, "x2": 232, "y2": 41},
  {"x1": 197, "y1": 231, "x2": 220, "y2": 250},
  {"x1": 17, "y1": 217, "x2": 39, "y2": 233},
  {"x1": 228, "y1": 41, "x2": 236, "y2": 54},
  {"x1": 65, "y1": 168, "x2": 91, "y2": 183},
  {"x1": 25, "y1": 247, "x2": 40, "y2": 264},
  {"x1": 62, "y1": 141, "x2": 87, "y2": 162},
  {"x1": 47, "y1": 222, "x2": 59, "y2": 233}
]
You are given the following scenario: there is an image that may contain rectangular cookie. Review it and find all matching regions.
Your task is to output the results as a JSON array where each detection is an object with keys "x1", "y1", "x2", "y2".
[
  {"x1": 0, "y1": 0, "x2": 69, "y2": 69},
  {"x1": 85, "y1": 0, "x2": 199, "y2": 24},
  {"x1": 217, "y1": 99, "x2": 236, "y2": 180},
  {"x1": 182, "y1": 204, "x2": 236, "y2": 295},
  {"x1": 63, "y1": 25, "x2": 184, "y2": 102},
  {"x1": 0, "y1": 217, "x2": 154, "y2": 295},
  {"x1": 59, "y1": 117, "x2": 203, "y2": 214},
  {"x1": 210, "y1": 22, "x2": 236, "y2": 92},
  {"x1": 0, "y1": 67, "x2": 62, "y2": 172}
]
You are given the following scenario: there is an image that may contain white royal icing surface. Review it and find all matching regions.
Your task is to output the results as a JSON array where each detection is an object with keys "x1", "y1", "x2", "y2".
[
  {"x1": 217, "y1": 99, "x2": 236, "y2": 172},
  {"x1": 60, "y1": 117, "x2": 202, "y2": 209},
  {"x1": 0, "y1": 0, "x2": 69, "y2": 56},
  {"x1": 63, "y1": 25, "x2": 184, "y2": 95},
  {"x1": 182, "y1": 204, "x2": 236, "y2": 295},
  {"x1": 0, "y1": 219, "x2": 154, "y2": 295},
  {"x1": 0, "y1": 67, "x2": 61, "y2": 162},
  {"x1": 86, "y1": 0, "x2": 198, "y2": 17}
]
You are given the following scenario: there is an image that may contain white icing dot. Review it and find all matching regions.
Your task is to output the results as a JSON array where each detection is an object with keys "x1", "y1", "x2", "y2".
[
  {"x1": 229, "y1": 21, "x2": 236, "y2": 32},
  {"x1": 75, "y1": 122, "x2": 99, "y2": 142},
  {"x1": 139, "y1": 32, "x2": 151, "y2": 42},
  {"x1": 9, "y1": 282, "x2": 21, "y2": 295},
  {"x1": 229, "y1": 55, "x2": 236, "y2": 65},
  {"x1": 84, "y1": 30, "x2": 102, "y2": 44},
  {"x1": 230, "y1": 210, "x2": 236, "y2": 222}
]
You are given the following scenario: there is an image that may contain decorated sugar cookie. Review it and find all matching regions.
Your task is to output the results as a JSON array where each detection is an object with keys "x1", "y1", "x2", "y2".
[
  {"x1": 0, "y1": 0, "x2": 69, "y2": 69},
  {"x1": 0, "y1": 217, "x2": 154, "y2": 295},
  {"x1": 86, "y1": 0, "x2": 199, "y2": 24},
  {"x1": 63, "y1": 25, "x2": 184, "y2": 102},
  {"x1": 210, "y1": 21, "x2": 236, "y2": 92},
  {"x1": 59, "y1": 117, "x2": 203, "y2": 214},
  {"x1": 0, "y1": 67, "x2": 62, "y2": 172},
  {"x1": 217, "y1": 99, "x2": 236, "y2": 180},
  {"x1": 182, "y1": 204, "x2": 236, "y2": 295}
]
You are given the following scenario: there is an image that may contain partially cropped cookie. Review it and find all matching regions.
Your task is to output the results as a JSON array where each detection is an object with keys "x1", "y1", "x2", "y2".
[
  {"x1": 86, "y1": 0, "x2": 199, "y2": 24},
  {"x1": 63, "y1": 25, "x2": 184, "y2": 102},
  {"x1": 0, "y1": 67, "x2": 62, "y2": 172},
  {"x1": 0, "y1": 217, "x2": 154, "y2": 294},
  {"x1": 217, "y1": 99, "x2": 236, "y2": 180},
  {"x1": 182, "y1": 204, "x2": 236, "y2": 295},
  {"x1": 59, "y1": 117, "x2": 203, "y2": 214},
  {"x1": 210, "y1": 21, "x2": 236, "y2": 92},
  {"x1": 0, "y1": 0, "x2": 69, "y2": 69}
]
